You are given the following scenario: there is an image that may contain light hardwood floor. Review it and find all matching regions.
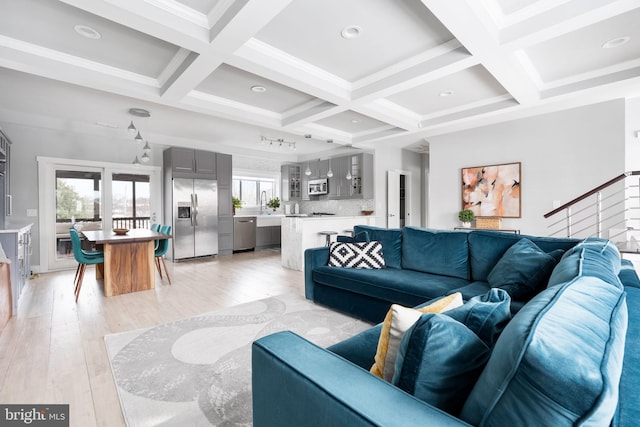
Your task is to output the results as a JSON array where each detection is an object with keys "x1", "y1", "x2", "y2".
[{"x1": 0, "y1": 248, "x2": 303, "y2": 427}]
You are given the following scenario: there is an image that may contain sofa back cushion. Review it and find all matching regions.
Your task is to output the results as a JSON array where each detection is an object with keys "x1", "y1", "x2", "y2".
[
  {"x1": 548, "y1": 238, "x2": 622, "y2": 289},
  {"x1": 353, "y1": 225, "x2": 402, "y2": 269},
  {"x1": 460, "y1": 275, "x2": 628, "y2": 426},
  {"x1": 468, "y1": 231, "x2": 578, "y2": 282},
  {"x1": 401, "y1": 227, "x2": 469, "y2": 280}
]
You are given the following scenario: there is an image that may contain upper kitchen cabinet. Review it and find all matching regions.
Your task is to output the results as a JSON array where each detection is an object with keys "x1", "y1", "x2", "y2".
[
  {"x1": 328, "y1": 153, "x2": 373, "y2": 199},
  {"x1": 281, "y1": 164, "x2": 302, "y2": 201},
  {"x1": 349, "y1": 153, "x2": 374, "y2": 199},
  {"x1": 165, "y1": 147, "x2": 216, "y2": 178}
]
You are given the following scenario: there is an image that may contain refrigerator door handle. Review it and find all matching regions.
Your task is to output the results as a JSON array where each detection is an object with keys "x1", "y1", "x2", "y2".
[
  {"x1": 192, "y1": 193, "x2": 199, "y2": 227},
  {"x1": 190, "y1": 193, "x2": 196, "y2": 227}
]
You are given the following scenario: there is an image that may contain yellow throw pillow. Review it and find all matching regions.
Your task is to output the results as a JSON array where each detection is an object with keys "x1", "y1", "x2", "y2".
[{"x1": 370, "y1": 293, "x2": 463, "y2": 381}]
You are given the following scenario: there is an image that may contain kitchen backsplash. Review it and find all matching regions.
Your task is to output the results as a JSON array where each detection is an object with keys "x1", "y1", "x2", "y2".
[{"x1": 295, "y1": 199, "x2": 375, "y2": 216}]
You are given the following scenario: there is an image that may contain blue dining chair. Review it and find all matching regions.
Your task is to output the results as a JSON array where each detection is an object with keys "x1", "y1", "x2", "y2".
[
  {"x1": 150, "y1": 223, "x2": 161, "y2": 250},
  {"x1": 154, "y1": 225, "x2": 172, "y2": 285},
  {"x1": 70, "y1": 228, "x2": 104, "y2": 302}
]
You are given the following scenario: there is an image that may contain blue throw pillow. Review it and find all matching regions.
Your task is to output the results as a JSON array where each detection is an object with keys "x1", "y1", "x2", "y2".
[
  {"x1": 391, "y1": 314, "x2": 490, "y2": 416},
  {"x1": 391, "y1": 289, "x2": 512, "y2": 416},
  {"x1": 487, "y1": 238, "x2": 557, "y2": 301},
  {"x1": 444, "y1": 288, "x2": 511, "y2": 347}
]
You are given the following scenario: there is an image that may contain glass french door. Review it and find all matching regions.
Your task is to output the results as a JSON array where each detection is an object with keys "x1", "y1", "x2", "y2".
[
  {"x1": 42, "y1": 157, "x2": 162, "y2": 272},
  {"x1": 52, "y1": 167, "x2": 103, "y2": 269}
]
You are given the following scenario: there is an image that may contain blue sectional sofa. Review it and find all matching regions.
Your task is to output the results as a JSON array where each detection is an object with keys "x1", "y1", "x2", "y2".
[
  {"x1": 305, "y1": 226, "x2": 580, "y2": 322},
  {"x1": 252, "y1": 226, "x2": 640, "y2": 426}
]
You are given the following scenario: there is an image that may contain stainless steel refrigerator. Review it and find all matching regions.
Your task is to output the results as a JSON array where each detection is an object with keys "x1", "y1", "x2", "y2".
[{"x1": 170, "y1": 178, "x2": 218, "y2": 260}]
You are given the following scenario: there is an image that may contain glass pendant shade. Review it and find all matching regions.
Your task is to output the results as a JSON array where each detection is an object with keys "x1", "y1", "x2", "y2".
[
  {"x1": 143, "y1": 141, "x2": 151, "y2": 152},
  {"x1": 327, "y1": 159, "x2": 333, "y2": 177},
  {"x1": 127, "y1": 120, "x2": 137, "y2": 132},
  {"x1": 135, "y1": 131, "x2": 143, "y2": 142},
  {"x1": 305, "y1": 163, "x2": 312, "y2": 176},
  {"x1": 132, "y1": 156, "x2": 141, "y2": 166},
  {"x1": 141, "y1": 152, "x2": 150, "y2": 162},
  {"x1": 346, "y1": 171, "x2": 352, "y2": 180}
]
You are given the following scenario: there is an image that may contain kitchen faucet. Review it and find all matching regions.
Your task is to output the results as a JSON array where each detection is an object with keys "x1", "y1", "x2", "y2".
[{"x1": 260, "y1": 190, "x2": 267, "y2": 214}]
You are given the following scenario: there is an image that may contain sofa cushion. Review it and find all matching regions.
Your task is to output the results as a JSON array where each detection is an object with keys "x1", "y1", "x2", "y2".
[
  {"x1": 328, "y1": 241, "x2": 385, "y2": 269},
  {"x1": 353, "y1": 225, "x2": 402, "y2": 269},
  {"x1": 444, "y1": 288, "x2": 512, "y2": 347},
  {"x1": 392, "y1": 314, "x2": 490, "y2": 416},
  {"x1": 487, "y1": 238, "x2": 557, "y2": 301},
  {"x1": 312, "y1": 266, "x2": 471, "y2": 308},
  {"x1": 370, "y1": 293, "x2": 463, "y2": 381},
  {"x1": 468, "y1": 230, "x2": 578, "y2": 282},
  {"x1": 548, "y1": 238, "x2": 623, "y2": 289},
  {"x1": 391, "y1": 289, "x2": 511, "y2": 415},
  {"x1": 401, "y1": 227, "x2": 469, "y2": 280},
  {"x1": 460, "y1": 275, "x2": 628, "y2": 426}
]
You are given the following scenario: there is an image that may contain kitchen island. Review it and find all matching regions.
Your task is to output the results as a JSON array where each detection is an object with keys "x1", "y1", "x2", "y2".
[{"x1": 281, "y1": 215, "x2": 376, "y2": 271}]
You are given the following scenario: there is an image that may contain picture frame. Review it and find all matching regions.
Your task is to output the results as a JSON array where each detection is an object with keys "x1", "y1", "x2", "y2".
[{"x1": 461, "y1": 162, "x2": 521, "y2": 218}]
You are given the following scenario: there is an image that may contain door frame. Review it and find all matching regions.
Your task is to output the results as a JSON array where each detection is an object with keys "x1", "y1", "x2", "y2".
[
  {"x1": 387, "y1": 169, "x2": 412, "y2": 228},
  {"x1": 37, "y1": 156, "x2": 161, "y2": 272}
]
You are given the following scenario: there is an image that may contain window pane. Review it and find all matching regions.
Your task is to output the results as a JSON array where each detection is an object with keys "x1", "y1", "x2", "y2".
[
  {"x1": 112, "y1": 173, "x2": 150, "y2": 229},
  {"x1": 259, "y1": 181, "x2": 274, "y2": 201},
  {"x1": 136, "y1": 181, "x2": 150, "y2": 217},
  {"x1": 242, "y1": 180, "x2": 258, "y2": 207}
]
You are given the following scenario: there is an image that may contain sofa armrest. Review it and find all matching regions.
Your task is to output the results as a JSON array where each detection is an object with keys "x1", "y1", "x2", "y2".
[
  {"x1": 304, "y1": 247, "x2": 329, "y2": 300},
  {"x1": 252, "y1": 331, "x2": 471, "y2": 427}
]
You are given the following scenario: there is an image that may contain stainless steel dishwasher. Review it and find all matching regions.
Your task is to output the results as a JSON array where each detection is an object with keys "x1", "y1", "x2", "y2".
[{"x1": 233, "y1": 216, "x2": 256, "y2": 251}]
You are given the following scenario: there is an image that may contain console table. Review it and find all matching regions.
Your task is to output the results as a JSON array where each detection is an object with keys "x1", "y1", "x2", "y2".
[{"x1": 454, "y1": 227, "x2": 520, "y2": 235}]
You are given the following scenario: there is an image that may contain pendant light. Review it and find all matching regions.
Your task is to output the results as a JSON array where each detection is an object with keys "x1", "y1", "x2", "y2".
[
  {"x1": 327, "y1": 159, "x2": 333, "y2": 178},
  {"x1": 305, "y1": 162, "x2": 312, "y2": 176},
  {"x1": 346, "y1": 169, "x2": 352, "y2": 180}
]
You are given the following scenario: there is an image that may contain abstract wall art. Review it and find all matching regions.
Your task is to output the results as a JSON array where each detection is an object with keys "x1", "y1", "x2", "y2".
[{"x1": 461, "y1": 162, "x2": 521, "y2": 218}]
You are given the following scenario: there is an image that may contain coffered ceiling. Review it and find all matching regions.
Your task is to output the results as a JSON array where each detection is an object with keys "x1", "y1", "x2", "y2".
[{"x1": 1, "y1": 0, "x2": 640, "y2": 159}]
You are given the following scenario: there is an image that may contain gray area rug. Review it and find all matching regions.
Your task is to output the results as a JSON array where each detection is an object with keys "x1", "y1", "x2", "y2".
[{"x1": 105, "y1": 293, "x2": 371, "y2": 426}]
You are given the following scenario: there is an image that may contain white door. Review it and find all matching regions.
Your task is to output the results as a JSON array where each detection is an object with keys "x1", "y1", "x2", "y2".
[{"x1": 387, "y1": 170, "x2": 400, "y2": 228}]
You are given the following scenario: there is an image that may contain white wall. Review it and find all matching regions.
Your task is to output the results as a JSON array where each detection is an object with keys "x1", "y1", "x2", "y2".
[{"x1": 427, "y1": 100, "x2": 626, "y2": 236}]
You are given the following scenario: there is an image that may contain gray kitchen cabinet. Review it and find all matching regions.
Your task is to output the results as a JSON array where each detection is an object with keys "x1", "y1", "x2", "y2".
[
  {"x1": 327, "y1": 153, "x2": 374, "y2": 199},
  {"x1": 281, "y1": 164, "x2": 302, "y2": 201},
  {"x1": 217, "y1": 153, "x2": 233, "y2": 255},
  {"x1": 165, "y1": 147, "x2": 217, "y2": 178},
  {"x1": 328, "y1": 156, "x2": 350, "y2": 199},
  {"x1": 348, "y1": 153, "x2": 374, "y2": 199},
  {"x1": 0, "y1": 129, "x2": 11, "y2": 229},
  {"x1": 0, "y1": 224, "x2": 32, "y2": 315},
  {"x1": 256, "y1": 226, "x2": 281, "y2": 248}
]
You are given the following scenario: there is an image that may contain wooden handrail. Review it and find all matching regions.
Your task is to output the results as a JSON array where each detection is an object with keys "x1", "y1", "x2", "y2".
[{"x1": 543, "y1": 171, "x2": 640, "y2": 218}]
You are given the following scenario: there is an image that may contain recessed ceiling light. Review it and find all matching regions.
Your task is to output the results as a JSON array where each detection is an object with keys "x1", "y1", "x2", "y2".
[
  {"x1": 251, "y1": 85, "x2": 266, "y2": 93},
  {"x1": 74, "y1": 24, "x2": 101, "y2": 40},
  {"x1": 351, "y1": 119, "x2": 360, "y2": 124},
  {"x1": 341, "y1": 25, "x2": 362, "y2": 39},
  {"x1": 602, "y1": 36, "x2": 630, "y2": 49},
  {"x1": 439, "y1": 90, "x2": 454, "y2": 97}
]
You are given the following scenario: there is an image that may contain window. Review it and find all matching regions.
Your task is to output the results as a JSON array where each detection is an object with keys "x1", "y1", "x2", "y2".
[
  {"x1": 233, "y1": 177, "x2": 276, "y2": 207},
  {"x1": 112, "y1": 173, "x2": 150, "y2": 229}
]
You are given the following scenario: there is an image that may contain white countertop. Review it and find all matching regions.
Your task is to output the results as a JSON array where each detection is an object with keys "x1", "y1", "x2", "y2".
[{"x1": 0, "y1": 222, "x2": 33, "y2": 233}]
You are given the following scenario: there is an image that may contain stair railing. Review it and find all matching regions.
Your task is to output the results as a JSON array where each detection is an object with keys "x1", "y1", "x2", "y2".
[{"x1": 544, "y1": 171, "x2": 640, "y2": 240}]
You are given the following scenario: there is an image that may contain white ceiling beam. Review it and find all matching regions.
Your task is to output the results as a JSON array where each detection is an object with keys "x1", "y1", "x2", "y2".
[
  {"x1": 161, "y1": 0, "x2": 294, "y2": 101},
  {"x1": 422, "y1": 0, "x2": 541, "y2": 105},
  {"x1": 498, "y1": 0, "x2": 639, "y2": 49}
]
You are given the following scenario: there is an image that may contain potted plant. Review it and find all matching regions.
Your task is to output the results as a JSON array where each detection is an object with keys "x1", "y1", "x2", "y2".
[
  {"x1": 232, "y1": 197, "x2": 242, "y2": 215},
  {"x1": 267, "y1": 197, "x2": 280, "y2": 213},
  {"x1": 458, "y1": 209, "x2": 475, "y2": 228}
]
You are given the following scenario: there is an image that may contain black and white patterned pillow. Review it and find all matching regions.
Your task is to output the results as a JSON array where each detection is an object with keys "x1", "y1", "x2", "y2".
[{"x1": 328, "y1": 241, "x2": 385, "y2": 269}]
